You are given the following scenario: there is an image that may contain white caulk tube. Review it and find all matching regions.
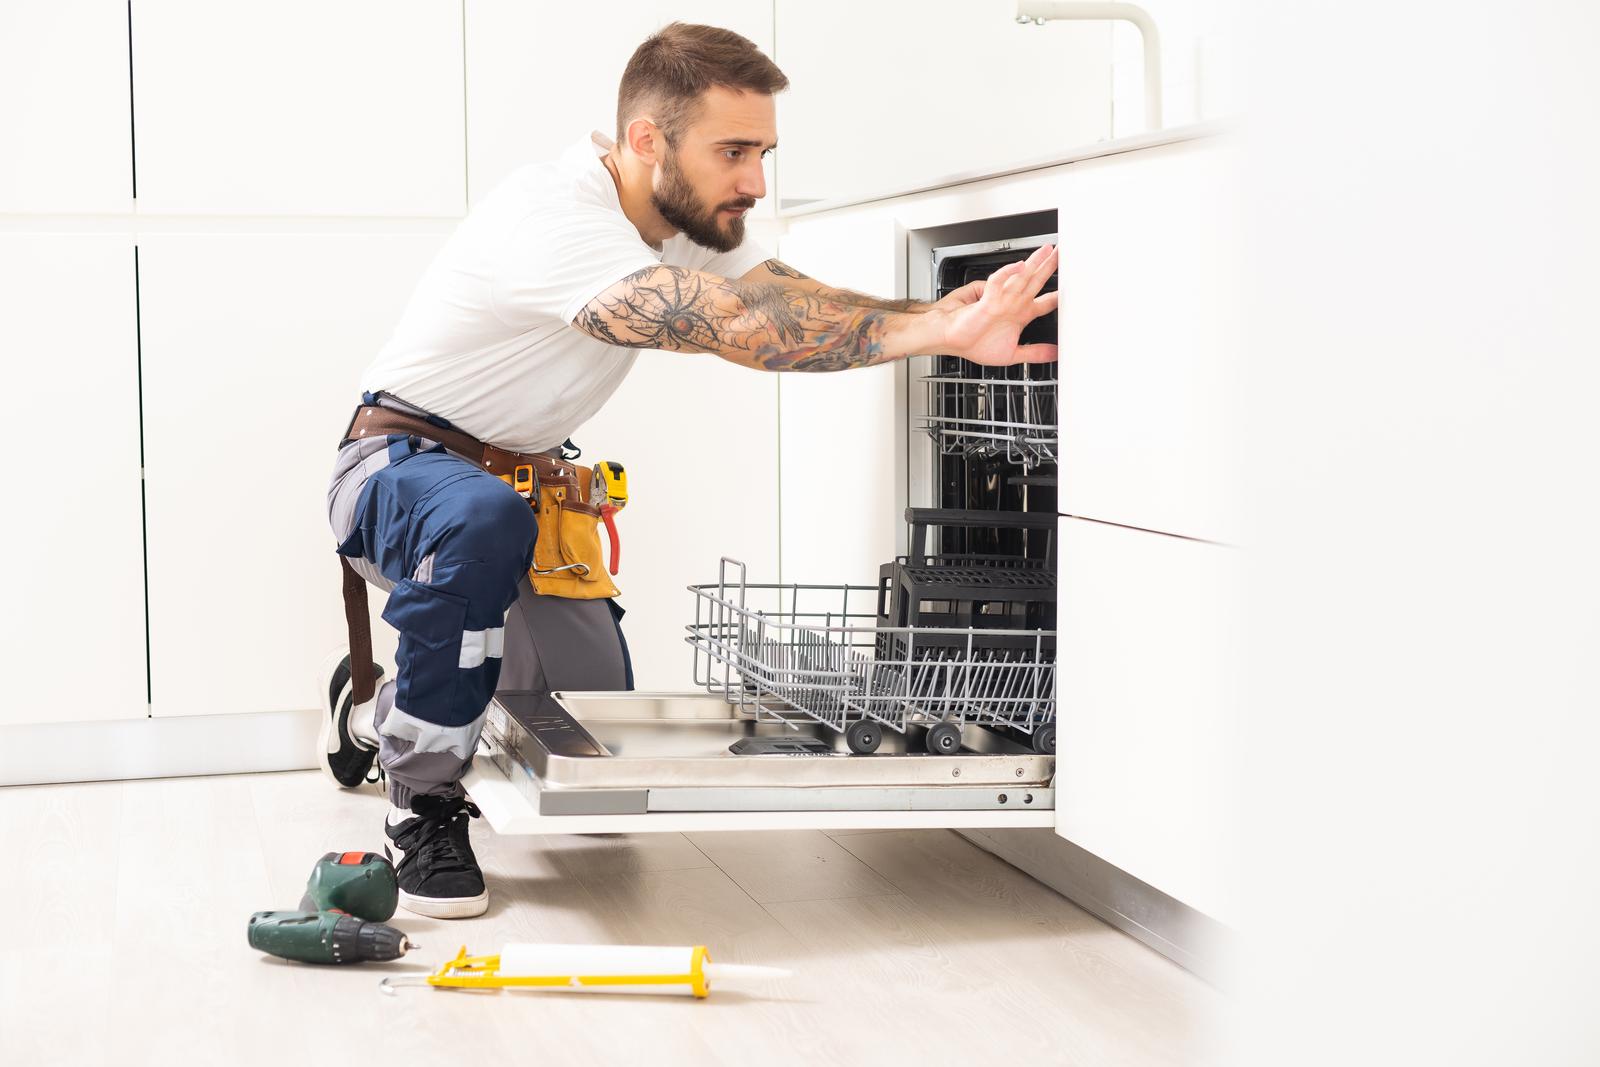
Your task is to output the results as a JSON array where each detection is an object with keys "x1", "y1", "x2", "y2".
[{"x1": 495, "y1": 943, "x2": 791, "y2": 997}]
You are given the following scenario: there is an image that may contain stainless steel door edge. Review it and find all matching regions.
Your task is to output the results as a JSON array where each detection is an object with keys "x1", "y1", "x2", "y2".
[
  {"x1": 646, "y1": 786, "x2": 1056, "y2": 814},
  {"x1": 484, "y1": 691, "x2": 1054, "y2": 792},
  {"x1": 486, "y1": 746, "x2": 1056, "y2": 817}
]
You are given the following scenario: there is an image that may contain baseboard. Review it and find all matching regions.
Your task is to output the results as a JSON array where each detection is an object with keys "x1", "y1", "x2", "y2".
[
  {"x1": 958, "y1": 827, "x2": 1233, "y2": 987},
  {"x1": 0, "y1": 709, "x2": 322, "y2": 786}
]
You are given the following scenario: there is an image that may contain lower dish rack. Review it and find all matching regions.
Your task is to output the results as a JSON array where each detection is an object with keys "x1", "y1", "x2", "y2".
[{"x1": 686, "y1": 559, "x2": 1057, "y2": 756}]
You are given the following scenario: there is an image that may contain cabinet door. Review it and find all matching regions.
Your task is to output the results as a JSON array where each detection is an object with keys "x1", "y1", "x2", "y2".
[
  {"x1": 775, "y1": 212, "x2": 903, "y2": 588},
  {"x1": 0, "y1": 1, "x2": 132, "y2": 213},
  {"x1": 0, "y1": 236, "x2": 146, "y2": 725},
  {"x1": 1055, "y1": 515, "x2": 1239, "y2": 925},
  {"x1": 1058, "y1": 136, "x2": 1241, "y2": 543},
  {"x1": 130, "y1": 1, "x2": 464, "y2": 217},
  {"x1": 137, "y1": 234, "x2": 445, "y2": 717}
]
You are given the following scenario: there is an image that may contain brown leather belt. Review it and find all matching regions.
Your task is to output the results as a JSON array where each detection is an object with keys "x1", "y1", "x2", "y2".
[{"x1": 343, "y1": 404, "x2": 583, "y2": 487}]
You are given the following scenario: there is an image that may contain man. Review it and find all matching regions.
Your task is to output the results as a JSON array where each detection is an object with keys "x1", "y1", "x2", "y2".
[{"x1": 321, "y1": 22, "x2": 1059, "y2": 919}]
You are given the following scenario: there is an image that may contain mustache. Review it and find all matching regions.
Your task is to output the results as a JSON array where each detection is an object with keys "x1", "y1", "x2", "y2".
[{"x1": 722, "y1": 199, "x2": 757, "y2": 211}]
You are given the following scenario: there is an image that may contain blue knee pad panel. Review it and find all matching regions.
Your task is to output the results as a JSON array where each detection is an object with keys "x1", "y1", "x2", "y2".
[{"x1": 338, "y1": 437, "x2": 537, "y2": 729}]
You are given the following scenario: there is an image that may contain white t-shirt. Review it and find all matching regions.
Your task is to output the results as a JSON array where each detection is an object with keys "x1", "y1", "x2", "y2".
[{"x1": 361, "y1": 131, "x2": 773, "y2": 453}]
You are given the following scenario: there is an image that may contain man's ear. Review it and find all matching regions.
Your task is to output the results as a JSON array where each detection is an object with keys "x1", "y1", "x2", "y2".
[{"x1": 624, "y1": 118, "x2": 663, "y2": 166}]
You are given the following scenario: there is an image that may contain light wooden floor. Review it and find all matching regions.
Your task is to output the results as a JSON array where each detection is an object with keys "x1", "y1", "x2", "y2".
[{"x1": 0, "y1": 772, "x2": 1222, "y2": 1067}]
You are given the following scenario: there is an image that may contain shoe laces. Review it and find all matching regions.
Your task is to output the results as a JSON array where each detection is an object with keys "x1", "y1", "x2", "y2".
[{"x1": 395, "y1": 795, "x2": 482, "y2": 876}]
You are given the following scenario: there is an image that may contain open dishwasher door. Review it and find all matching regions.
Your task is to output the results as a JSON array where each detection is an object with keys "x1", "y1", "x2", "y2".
[{"x1": 462, "y1": 690, "x2": 1054, "y2": 835}]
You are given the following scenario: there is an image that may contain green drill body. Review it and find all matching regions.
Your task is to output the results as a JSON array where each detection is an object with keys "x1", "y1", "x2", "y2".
[
  {"x1": 247, "y1": 852, "x2": 412, "y2": 965},
  {"x1": 298, "y1": 851, "x2": 399, "y2": 920},
  {"x1": 247, "y1": 909, "x2": 411, "y2": 964}
]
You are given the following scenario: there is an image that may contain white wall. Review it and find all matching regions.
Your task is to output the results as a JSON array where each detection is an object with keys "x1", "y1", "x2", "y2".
[
  {"x1": 0, "y1": 3, "x2": 786, "y2": 724},
  {"x1": 1108, "y1": 0, "x2": 1243, "y2": 139}
]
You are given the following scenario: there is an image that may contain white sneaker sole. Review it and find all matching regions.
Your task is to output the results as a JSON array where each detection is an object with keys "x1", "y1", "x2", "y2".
[
  {"x1": 314, "y1": 648, "x2": 376, "y2": 791},
  {"x1": 398, "y1": 888, "x2": 489, "y2": 919}
]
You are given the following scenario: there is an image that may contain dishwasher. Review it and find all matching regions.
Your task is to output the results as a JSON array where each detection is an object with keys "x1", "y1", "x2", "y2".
[{"x1": 463, "y1": 226, "x2": 1061, "y2": 835}]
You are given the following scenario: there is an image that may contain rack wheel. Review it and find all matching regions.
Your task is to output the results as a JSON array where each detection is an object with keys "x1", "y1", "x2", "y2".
[
  {"x1": 845, "y1": 720, "x2": 882, "y2": 755},
  {"x1": 1032, "y1": 723, "x2": 1056, "y2": 754},
  {"x1": 926, "y1": 722, "x2": 963, "y2": 755}
]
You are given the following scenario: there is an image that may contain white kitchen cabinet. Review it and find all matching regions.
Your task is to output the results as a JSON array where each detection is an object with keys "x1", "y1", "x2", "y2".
[
  {"x1": 0, "y1": 1, "x2": 133, "y2": 214},
  {"x1": 465, "y1": 1, "x2": 774, "y2": 210},
  {"x1": 0, "y1": 235, "x2": 146, "y2": 725},
  {"x1": 136, "y1": 234, "x2": 446, "y2": 717},
  {"x1": 1054, "y1": 515, "x2": 1239, "y2": 924},
  {"x1": 1057, "y1": 135, "x2": 1242, "y2": 543},
  {"x1": 773, "y1": 0, "x2": 1111, "y2": 208},
  {"x1": 774, "y1": 212, "x2": 903, "y2": 589},
  {"x1": 129, "y1": 1, "x2": 464, "y2": 217}
]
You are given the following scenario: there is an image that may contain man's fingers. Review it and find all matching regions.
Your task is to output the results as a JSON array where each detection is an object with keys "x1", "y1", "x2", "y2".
[
  {"x1": 1013, "y1": 343, "x2": 1059, "y2": 364},
  {"x1": 1032, "y1": 290, "x2": 1060, "y2": 315},
  {"x1": 1024, "y1": 244, "x2": 1059, "y2": 291}
]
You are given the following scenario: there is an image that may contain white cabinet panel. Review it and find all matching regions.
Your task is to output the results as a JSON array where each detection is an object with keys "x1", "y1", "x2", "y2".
[
  {"x1": 0, "y1": 236, "x2": 145, "y2": 724},
  {"x1": 774, "y1": 0, "x2": 1111, "y2": 207},
  {"x1": 1058, "y1": 136, "x2": 1242, "y2": 543},
  {"x1": 138, "y1": 234, "x2": 445, "y2": 717},
  {"x1": 131, "y1": 1, "x2": 464, "y2": 217},
  {"x1": 466, "y1": 2, "x2": 774, "y2": 210},
  {"x1": 567, "y1": 354, "x2": 779, "y2": 691},
  {"x1": 1055, "y1": 516, "x2": 1239, "y2": 924},
  {"x1": 775, "y1": 213, "x2": 902, "y2": 588},
  {"x1": 0, "y1": 1, "x2": 132, "y2": 213}
]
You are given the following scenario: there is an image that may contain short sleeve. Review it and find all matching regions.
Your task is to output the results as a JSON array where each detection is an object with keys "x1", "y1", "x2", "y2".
[
  {"x1": 667, "y1": 234, "x2": 776, "y2": 283},
  {"x1": 488, "y1": 206, "x2": 661, "y2": 327}
]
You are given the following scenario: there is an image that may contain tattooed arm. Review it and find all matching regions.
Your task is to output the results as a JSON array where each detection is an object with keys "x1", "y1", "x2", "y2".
[
  {"x1": 571, "y1": 265, "x2": 947, "y2": 372},
  {"x1": 572, "y1": 244, "x2": 1060, "y2": 372},
  {"x1": 739, "y1": 258, "x2": 932, "y2": 314}
]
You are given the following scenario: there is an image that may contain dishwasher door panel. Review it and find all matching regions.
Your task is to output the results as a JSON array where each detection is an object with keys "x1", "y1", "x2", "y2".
[{"x1": 463, "y1": 691, "x2": 1055, "y2": 834}]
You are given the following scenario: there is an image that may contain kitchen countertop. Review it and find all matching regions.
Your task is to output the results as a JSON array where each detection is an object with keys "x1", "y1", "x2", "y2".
[{"x1": 777, "y1": 119, "x2": 1231, "y2": 218}]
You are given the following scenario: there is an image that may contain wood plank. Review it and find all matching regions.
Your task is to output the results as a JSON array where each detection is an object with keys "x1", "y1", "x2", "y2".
[
  {"x1": 685, "y1": 829, "x2": 898, "y2": 903},
  {"x1": 537, "y1": 831, "x2": 714, "y2": 880},
  {"x1": 836, "y1": 829, "x2": 1224, "y2": 1065}
]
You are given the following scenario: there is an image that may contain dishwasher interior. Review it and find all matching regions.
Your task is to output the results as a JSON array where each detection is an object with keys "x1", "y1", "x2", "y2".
[{"x1": 476, "y1": 213, "x2": 1061, "y2": 823}]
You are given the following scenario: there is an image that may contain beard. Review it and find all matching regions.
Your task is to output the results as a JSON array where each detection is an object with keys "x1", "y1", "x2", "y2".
[{"x1": 650, "y1": 148, "x2": 753, "y2": 254}]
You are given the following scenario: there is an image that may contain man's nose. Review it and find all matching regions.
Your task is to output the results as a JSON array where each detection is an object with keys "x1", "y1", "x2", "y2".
[{"x1": 736, "y1": 160, "x2": 767, "y2": 201}]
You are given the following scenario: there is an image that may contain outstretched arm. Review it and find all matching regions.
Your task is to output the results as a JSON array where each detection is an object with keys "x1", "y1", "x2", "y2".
[
  {"x1": 572, "y1": 265, "x2": 942, "y2": 372},
  {"x1": 571, "y1": 244, "x2": 1059, "y2": 372}
]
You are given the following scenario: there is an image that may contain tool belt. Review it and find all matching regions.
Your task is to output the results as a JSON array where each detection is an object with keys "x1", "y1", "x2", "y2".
[
  {"x1": 344, "y1": 404, "x2": 621, "y2": 602},
  {"x1": 336, "y1": 402, "x2": 624, "y2": 713}
]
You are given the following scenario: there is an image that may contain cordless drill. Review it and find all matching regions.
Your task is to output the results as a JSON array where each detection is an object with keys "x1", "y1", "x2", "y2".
[{"x1": 247, "y1": 851, "x2": 416, "y2": 965}]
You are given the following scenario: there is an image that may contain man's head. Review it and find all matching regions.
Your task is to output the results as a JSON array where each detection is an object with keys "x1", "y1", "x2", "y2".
[{"x1": 615, "y1": 23, "x2": 788, "y2": 253}]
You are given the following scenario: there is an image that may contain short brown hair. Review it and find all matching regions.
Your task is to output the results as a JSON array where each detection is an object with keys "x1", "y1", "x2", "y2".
[{"x1": 616, "y1": 22, "x2": 789, "y2": 146}]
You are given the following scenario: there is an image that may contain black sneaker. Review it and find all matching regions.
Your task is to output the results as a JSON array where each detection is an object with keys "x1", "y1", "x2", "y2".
[
  {"x1": 316, "y1": 652, "x2": 385, "y2": 789},
  {"x1": 384, "y1": 795, "x2": 489, "y2": 919}
]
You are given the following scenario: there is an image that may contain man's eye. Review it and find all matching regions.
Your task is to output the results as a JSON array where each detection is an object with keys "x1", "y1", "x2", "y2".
[{"x1": 725, "y1": 150, "x2": 742, "y2": 161}]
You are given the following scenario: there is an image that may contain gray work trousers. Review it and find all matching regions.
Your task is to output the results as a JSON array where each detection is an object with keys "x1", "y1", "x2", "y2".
[{"x1": 326, "y1": 426, "x2": 631, "y2": 808}]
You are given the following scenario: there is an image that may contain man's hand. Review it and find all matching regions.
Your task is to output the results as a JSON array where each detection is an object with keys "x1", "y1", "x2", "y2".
[{"x1": 930, "y1": 244, "x2": 1059, "y2": 366}]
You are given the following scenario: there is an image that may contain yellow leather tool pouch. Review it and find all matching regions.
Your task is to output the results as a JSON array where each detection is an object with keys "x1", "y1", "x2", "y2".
[{"x1": 529, "y1": 464, "x2": 619, "y2": 600}]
